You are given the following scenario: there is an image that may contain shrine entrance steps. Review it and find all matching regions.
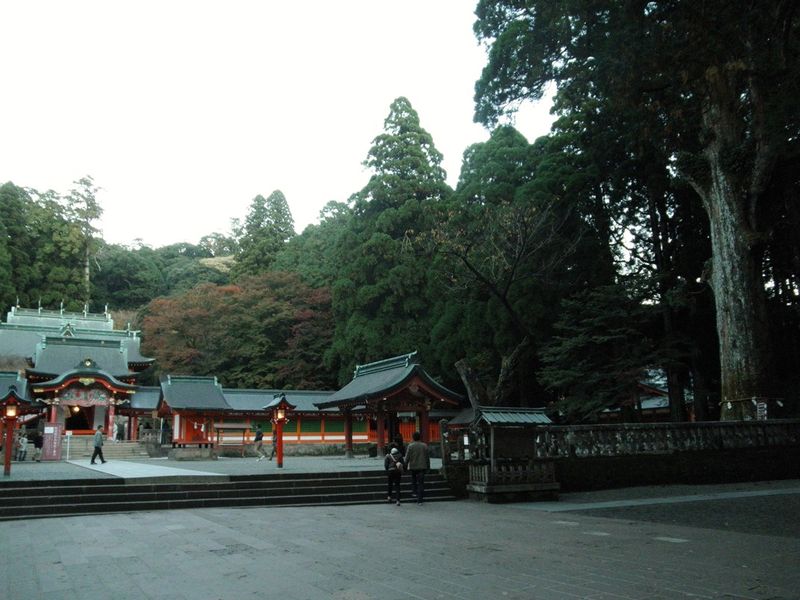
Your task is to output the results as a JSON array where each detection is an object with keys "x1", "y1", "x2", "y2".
[
  {"x1": 60, "y1": 438, "x2": 150, "y2": 461},
  {"x1": 0, "y1": 470, "x2": 457, "y2": 520}
]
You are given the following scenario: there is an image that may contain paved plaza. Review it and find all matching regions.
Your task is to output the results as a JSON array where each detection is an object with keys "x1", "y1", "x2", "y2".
[{"x1": 1, "y1": 457, "x2": 799, "y2": 599}]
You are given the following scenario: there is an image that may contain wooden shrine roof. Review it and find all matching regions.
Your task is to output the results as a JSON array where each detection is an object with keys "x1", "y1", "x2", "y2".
[
  {"x1": 159, "y1": 375, "x2": 231, "y2": 412},
  {"x1": 315, "y1": 352, "x2": 464, "y2": 410},
  {"x1": 223, "y1": 389, "x2": 337, "y2": 413},
  {"x1": 28, "y1": 337, "x2": 134, "y2": 379}
]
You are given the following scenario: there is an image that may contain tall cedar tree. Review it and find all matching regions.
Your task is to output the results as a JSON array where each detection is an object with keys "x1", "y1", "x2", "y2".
[
  {"x1": 233, "y1": 190, "x2": 295, "y2": 277},
  {"x1": 328, "y1": 97, "x2": 451, "y2": 383}
]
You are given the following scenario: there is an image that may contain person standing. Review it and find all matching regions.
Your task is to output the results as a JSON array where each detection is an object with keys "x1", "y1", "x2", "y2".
[
  {"x1": 31, "y1": 433, "x2": 43, "y2": 462},
  {"x1": 269, "y1": 428, "x2": 278, "y2": 460},
  {"x1": 16, "y1": 433, "x2": 28, "y2": 462},
  {"x1": 404, "y1": 431, "x2": 430, "y2": 505},
  {"x1": 90, "y1": 425, "x2": 107, "y2": 465},
  {"x1": 254, "y1": 425, "x2": 267, "y2": 461},
  {"x1": 384, "y1": 447, "x2": 404, "y2": 505}
]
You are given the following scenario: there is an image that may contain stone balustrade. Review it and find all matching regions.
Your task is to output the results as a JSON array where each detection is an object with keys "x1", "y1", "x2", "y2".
[{"x1": 532, "y1": 419, "x2": 800, "y2": 458}]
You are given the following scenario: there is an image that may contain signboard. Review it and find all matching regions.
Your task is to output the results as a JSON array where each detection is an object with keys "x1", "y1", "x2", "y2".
[
  {"x1": 757, "y1": 401, "x2": 768, "y2": 421},
  {"x1": 42, "y1": 423, "x2": 64, "y2": 461}
]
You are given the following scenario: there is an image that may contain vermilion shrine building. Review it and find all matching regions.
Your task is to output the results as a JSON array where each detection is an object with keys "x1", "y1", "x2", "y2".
[{"x1": 0, "y1": 305, "x2": 464, "y2": 456}]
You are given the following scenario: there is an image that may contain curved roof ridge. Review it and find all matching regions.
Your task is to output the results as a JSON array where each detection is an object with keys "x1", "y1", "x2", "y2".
[{"x1": 354, "y1": 351, "x2": 418, "y2": 378}]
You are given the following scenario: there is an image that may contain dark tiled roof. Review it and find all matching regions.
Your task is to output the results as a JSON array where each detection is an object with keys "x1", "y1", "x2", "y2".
[
  {"x1": 6, "y1": 306, "x2": 114, "y2": 330},
  {"x1": 30, "y1": 337, "x2": 131, "y2": 377},
  {"x1": 447, "y1": 406, "x2": 552, "y2": 427},
  {"x1": 160, "y1": 375, "x2": 231, "y2": 411},
  {"x1": 317, "y1": 352, "x2": 464, "y2": 408},
  {"x1": 224, "y1": 389, "x2": 336, "y2": 413},
  {"x1": 0, "y1": 325, "x2": 46, "y2": 358},
  {"x1": 130, "y1": 386, "x2": 161, "y2": 411}
]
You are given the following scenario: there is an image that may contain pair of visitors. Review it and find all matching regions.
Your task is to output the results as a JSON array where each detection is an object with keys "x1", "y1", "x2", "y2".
[
  {"x1": 16, "y1": 433, "x2": 28, "y2": 462},
  {"x1": 384, "y1": 431, "x2": 430, "y2": 506}
]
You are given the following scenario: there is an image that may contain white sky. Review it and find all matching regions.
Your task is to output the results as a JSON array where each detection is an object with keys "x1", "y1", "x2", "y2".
[{"x1": 1, "y1": 1, "x2": 554, "y2": 249}]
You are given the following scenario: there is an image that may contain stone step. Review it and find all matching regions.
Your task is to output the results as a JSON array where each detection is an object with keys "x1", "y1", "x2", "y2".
[{"x1": 0, "y1": 471, "x2": 456, "y2": 520}]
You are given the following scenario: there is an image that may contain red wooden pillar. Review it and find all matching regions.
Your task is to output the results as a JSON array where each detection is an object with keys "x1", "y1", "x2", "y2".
[
  {"x1": 48, "y1": 404, "x2": 57, "y2": 423},
  {"x1": 131, "y1": 416, "x2": 139, "y2": 441},
  {"x1": 419, "y1": 406, "x2": 430, "y2": 443},
  {"x1": 3, "y1": 418, "x2": 14, "y2": 476},
  {"x1": 276, "y1": 419, "x2": 284, "y2": 468},
  {"x1": 344, "y1": 409, "x2": 353, "y2": 458}
]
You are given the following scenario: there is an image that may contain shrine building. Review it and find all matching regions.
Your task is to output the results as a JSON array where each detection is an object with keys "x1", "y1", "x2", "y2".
[{"x1": 0, "y1": 305, "x2": 465, "y2": 455}]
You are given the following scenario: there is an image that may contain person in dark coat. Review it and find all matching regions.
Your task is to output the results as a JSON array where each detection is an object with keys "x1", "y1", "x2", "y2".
[
  {"x1": 384, "y1": 447, "x2": 404, "y2": 506},
  {"x1": 404, "y1": 431, "x2": 430, "y2": 505}
]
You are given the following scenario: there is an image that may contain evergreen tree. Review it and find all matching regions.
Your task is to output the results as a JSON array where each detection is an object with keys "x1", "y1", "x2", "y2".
[
  {"x1": 233, "y1": 190, "x2": 295, "y2": 277},
  {"x1": 328, "y1": 97, "x2": 451, "y2": 383}
]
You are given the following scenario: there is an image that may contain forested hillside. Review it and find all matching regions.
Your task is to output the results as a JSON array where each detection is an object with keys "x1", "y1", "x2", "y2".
[{"x1": 2, "y1": 2, "x2": 797, "y2": 422}]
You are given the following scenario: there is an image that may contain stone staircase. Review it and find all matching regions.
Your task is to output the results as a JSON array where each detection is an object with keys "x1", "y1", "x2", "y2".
[
  {"x1": 0, "y1": 470, "x2": 457, "y2": 520},
  {"x1": 63, "y1": 438, "x2": 150, "y2": 461}
]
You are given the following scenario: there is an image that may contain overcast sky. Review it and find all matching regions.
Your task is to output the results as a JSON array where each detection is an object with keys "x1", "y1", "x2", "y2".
[{"x1": 1, "y1": 1, "x2": 553, "y2": 249}]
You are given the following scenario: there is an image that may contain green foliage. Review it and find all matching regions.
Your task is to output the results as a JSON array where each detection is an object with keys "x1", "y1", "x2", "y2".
[
  {"x1": 327, "y1": 97, "x2": 451, "y2": 383},
  {"x1": 233, "y1": 190, "x2": 295, "y2": 277},
  {"x1": 92, "y1": 244, "x2": 166, "y2": 309},
  {"x1": 539, "y1": 281, "x2": 658, "y2": 421},
  {"x1": 272, "y1": 201, "x2": 352, "y2": 288}
]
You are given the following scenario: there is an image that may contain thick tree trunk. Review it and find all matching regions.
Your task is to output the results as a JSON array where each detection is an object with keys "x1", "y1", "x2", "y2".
[
  {"x1": 454, "y1": 359, "x2": 490, "y2": 409},
  {"x1": 703, "y1": 158, "x2": 773, "y2": 420},
  {"x1": 693, "y1": 65, "x2": 776, "y2": 421}
]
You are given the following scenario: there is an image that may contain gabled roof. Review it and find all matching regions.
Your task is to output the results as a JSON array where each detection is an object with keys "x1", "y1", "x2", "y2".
[
  {"x1": 30, "y1": 359, "x2": 138, "y2": 394},
  {"x1": 160, "y1": 375, "x2": 231, "y2": 412},
  {"x1": 224, "y1": 389, "x2": 337, "y2": 413},
  {"x1": 28, "y1": 337, "x2": 132, "y2": 378},
  {"x1": 447, "y1": 405, "x2": 552, "y2": 427},
  {"x1": 315, "y1": 352, "x2": 464, "y2": 409}
]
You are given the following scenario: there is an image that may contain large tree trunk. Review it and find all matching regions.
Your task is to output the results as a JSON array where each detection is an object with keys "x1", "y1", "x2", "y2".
[
  {"x1": 687, "y1": 62, "x2": 777, "y2": 421},
  {"x1": 704, "y1": 179, "x2": 772, "y2": 419}
]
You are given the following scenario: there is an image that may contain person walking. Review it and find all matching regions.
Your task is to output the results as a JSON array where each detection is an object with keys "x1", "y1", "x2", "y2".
[
  {"x1": 404, "y1": 431, "x2": 430, "y2": 505},
  {"x1": 384, "y1": 447, "x2": 404, "y2": 505},
  {"x1": 254, "y1": 425, "x2": 267, "y2": 461},
  {"x1": 90, "y1": 425, "x2": 107, "y2": 465}
]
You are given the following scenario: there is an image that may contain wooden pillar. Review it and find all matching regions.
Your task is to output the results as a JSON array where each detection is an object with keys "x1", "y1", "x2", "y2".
[
  {"x1": 276, "y1": 419, "x2": 284, "y2": 468},
  {"x1": 419, "y1": 406, "x2": 430, "y2": 443},
  {"x1": 131, "y1": 416, "x2": 139, "y2": 441},
  {"x1": 3, "y1": 417, "x2": 14, "y2": 476},
  {"x1": 344, "y1": 409, "x2": 354, "y2": 459},
  {"x1": 376, "y1": 405, "x2": 386, "y2": 455},
  {"x1": 48, "y1": 404, "x2": 57, "y2": 423},
  {"x1": 107, "y1": 403, "x2": 115, "y2": 438}
]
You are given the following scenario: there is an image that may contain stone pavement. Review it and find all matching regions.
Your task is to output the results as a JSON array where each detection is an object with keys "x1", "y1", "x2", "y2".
[
  {"x1": 0, "y1": 454, "x2": 416, "y2": 482},
  {"x1": 1, "y1": 457, "x2": 799, "y2": 600}
]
